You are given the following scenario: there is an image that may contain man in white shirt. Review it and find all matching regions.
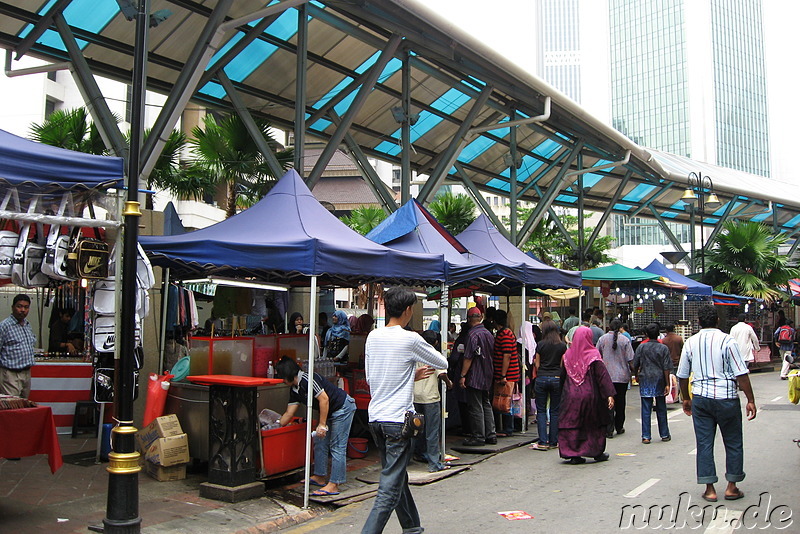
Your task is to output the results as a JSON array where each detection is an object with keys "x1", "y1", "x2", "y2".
[
  {"x1": 677, "y1": 305, "x2": 756, "y2": 503},
  {"x1": 362, "y1": 288, "x2": 447, "y2": 534},
  {"x1": 730, "y1": 314, "x2": 760, "y2": 367}
]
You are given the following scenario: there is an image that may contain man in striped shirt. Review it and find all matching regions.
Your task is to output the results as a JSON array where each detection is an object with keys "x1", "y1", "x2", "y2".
[
  {"x1": 677, "y1": 305, "x2": 756, "y2": 503},
  {"x1": 362, "y1": 288, "x2": 447, "y2": 534}
]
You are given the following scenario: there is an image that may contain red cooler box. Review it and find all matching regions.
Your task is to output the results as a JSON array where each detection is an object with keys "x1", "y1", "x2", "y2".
[{"x1": 261, "y1": 420, "x2": 311, "y2": 476}]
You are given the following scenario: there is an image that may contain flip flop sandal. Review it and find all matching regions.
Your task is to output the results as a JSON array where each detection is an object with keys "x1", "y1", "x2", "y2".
[
  {"x1": 702, "y1": 494, "x2": 718, "y2": 502},
  {"x1": 528, "y1": 443, "x2": 549, "y2": 451},
  {"x1": 724, "y1": 491, "x2": 745, "y2": 501},
  {"x1": 311, "y1": 489, "x2": 340, "y2": 496}
]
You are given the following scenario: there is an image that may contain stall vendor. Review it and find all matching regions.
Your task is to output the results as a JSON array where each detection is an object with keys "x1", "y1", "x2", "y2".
[
  {"x1": 276, "y1": 356, "x2": 356, "y2": 496},
  {"x1": 323, "y1": 310, "x2": 350, "y2": 363},
  {"x1": 48, "y1": 308, "x2": 77, "y2": 355},
  {"x1": 289, "y1": 312, "x2": 309, "y2": 334}
]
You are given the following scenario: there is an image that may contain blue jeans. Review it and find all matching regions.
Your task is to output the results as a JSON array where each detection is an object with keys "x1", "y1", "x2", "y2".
[
  {"x1": 362, "y1": 422, "x2": 423, "y2": 534},
  {"x1": 315, "y1": 396, "x2": 356, "y2": 484},
  {"x1": 534, "y1": 376, "x2": 561, "y2": 445},
  {"x1": 691, "y1": 395, "x2": 745, "y2": 484},
  {"x1": 414, "y1": 401, "x2": 444, "y2": 472},
  {"x1": 640, "y1": 395, "x2": 669, "y2": 441}
]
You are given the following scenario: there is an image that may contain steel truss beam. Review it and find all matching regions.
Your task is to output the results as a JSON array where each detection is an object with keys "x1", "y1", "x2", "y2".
[
  {"x1": 517, "y1": 141, "x2": 584, "y2": 244},
  {"x1": 294, "y1": 2, "x2": 308, "y2": 174},
  {"x1": 417, "y1": 85, "x2": 494, "y2": 204},
  {"x1": 54, "y1": 14, "x2": 127, "y2": 158},
  {"x1": 218, "y1": 72, "x2": 285, "y2": 178},
  {"x1": 14, "y1": 0, "x2": 71, "y2": 60},
  {"x1": 455, "y1": 162, "x2": 509, "y2": 240},
  {"x1": 328, "y1": 110, "x2": 397, "y2": 213},
  {"x1": 584, "y1": 170, "x2": 633, "y2": 254},
  {"x1": 307, "y1": 34, "x2": 402, "y2": 188},
  {"x1": 648, "y1": 205, "x2": 687, "y2": 253},
  {"x1": 140, "y1": 0, "x2": 234, "y2": 180}
]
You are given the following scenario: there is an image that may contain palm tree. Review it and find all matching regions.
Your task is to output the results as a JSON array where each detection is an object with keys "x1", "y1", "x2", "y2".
[
  {"x1": 30, "y1": 108, "x2": 108, "y2": 155},
  {"x1": 340, "y1": 206, "x2": 387, "y2": 235},
  {"x1": 188, "y1": 114, "x2": 293, "y2": 218},
  {"x1": 511, "y1": 208, "x2": 614, "y2": 269},
  {"x1": 427, "y1": 192, "x2": 476, "y2": 235},
  {"x1": 704, "y1": 220, "x2": 800, "y2": 302}
]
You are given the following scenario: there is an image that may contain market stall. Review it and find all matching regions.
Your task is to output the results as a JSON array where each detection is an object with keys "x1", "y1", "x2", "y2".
[
  {"x1": 141, "y1": 169, "x2": 447, "y2": 506},
  {"x1": 0, "y1": 129, "x2": 124, "y2": 446}
]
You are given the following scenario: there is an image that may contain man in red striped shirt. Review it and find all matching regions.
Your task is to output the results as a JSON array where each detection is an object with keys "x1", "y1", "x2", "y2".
[{"x1": 493, "y1": 309, "x2": 520, "y2": 437}]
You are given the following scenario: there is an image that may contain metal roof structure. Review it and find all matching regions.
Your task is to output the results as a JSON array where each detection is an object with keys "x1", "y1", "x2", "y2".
[{"x1": 2, "y1": 0, "x2": 798, "y2": 264}]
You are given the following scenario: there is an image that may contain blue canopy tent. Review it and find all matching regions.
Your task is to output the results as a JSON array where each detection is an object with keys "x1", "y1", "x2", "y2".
[
  {"x1": 456, "y1": 215, "x2": 582, "y2": 289},
  {"x1": 365, "y1": 199, "x2": 524, "y2": 285},
  {"x1": 141, "y1": 169, "x2": 445, "y2": 494},
  {"x1": 140, "y1": 169, "x2": 446, "y2": 286},
  {"x1": 0, "y1": 129, "x2": 123, "y2": 191},
  {"x1": 639, "y1": 259, "x2": 713, "y2": 296}
]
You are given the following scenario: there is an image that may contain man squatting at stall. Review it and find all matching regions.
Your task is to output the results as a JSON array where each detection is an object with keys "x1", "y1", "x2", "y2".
[
  {"x1": 0, "y1": 294, "x2": 36, "y2": 398},
  {"x1": 362, "y1": 287, "x2": 448, "y2": 534},
  {"x1": 276, "y1": 356, "x2": 356, "y2": 497}
]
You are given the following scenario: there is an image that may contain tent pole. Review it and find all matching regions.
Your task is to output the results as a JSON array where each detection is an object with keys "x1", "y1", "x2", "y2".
[
  {"x1": 439, "y1": 284, "x2": 449, "y2": 465},
  {"x1": 303, "y1": 275, "x2": 318, "y2": 509},
  {"x1": 158, "y1": 267, "x2": 170, "y2": 374},
  {"x1": 521, "y1": 285, "x2": 527, "y2": 432}
]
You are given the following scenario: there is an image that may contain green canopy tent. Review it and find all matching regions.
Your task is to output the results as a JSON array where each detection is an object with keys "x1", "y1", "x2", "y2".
[{"x1": 581, "y1": 264, "x2": 661, "y2": 327}]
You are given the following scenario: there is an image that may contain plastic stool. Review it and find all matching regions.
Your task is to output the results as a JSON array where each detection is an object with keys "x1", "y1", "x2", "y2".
[{"x1": 72, "y1": 400, "x2": 99, "y2": 438}]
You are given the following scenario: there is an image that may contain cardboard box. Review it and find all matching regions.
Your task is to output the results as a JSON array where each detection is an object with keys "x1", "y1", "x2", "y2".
[
  {"x1": 144, "y1": 461, "x2": 186, "y2": 481},
  {"x1": 137, "y1": 414, "x2": 184, "y2": 452},
  {"x1": 144, "y1": 434, "x2": 190, "y2": 467}
]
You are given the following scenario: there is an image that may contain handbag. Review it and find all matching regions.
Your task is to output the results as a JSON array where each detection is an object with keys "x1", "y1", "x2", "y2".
[
  {"x1": 511, "y1": 384, "x2": 523, "y2": 418},
  {"x1": 0, "y1": 221, "x2": 20, "y2": 280},
  {"x1": 492, "y1": 380, "x2": 514, "y2": 413},
  {"x1": 67, "y1": 226, "x2": 109, "y2": 279},
  {"x1": 400, "y1": 410, "x2": 425, "y2": 439},
  {"x1": 42, "y1": 225, "x2": 73, "y2": 281},
  {"x1": 11, "y1": 222, "x2": 49, "y2": 288}
]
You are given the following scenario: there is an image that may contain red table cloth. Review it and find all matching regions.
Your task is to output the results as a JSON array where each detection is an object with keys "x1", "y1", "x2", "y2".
[{"x1": 0, "y1": 406, "x2": 63, "y2": 473}]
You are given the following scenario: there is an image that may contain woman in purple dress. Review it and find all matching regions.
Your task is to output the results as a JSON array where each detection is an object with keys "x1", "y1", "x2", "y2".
[{"x1": 559, "y1": 326, "x2": 617, "y2": 464}]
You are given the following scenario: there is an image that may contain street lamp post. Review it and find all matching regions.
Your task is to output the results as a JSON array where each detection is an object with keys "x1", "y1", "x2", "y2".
[{"x1": 681, "y1": 171, "x2": 720, "y2": 282}]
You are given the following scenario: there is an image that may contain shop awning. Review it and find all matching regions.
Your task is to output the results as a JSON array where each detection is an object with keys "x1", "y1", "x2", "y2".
[
  {"x1": 581, "y1": 264, "x2": 660, "y2": 284},
  {"x1": 140, "y1": 169, "x2": 446, "y2": 285},
  {"x1": 638, "y1": 259, "x2": 713, "y2": 296},
  {"x1": 366, "y1": 199, "x2": 522, "y2": 285},
  {"x1": 456, "y1": 215, "x2": 582, "y2": 289},
  {"x1": 0, "y1": 129, "x2": 123, "y2": 192}
]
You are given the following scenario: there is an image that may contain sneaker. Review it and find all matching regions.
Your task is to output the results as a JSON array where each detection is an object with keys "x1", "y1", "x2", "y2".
[
  {"x1": 568, "y1": 457, "x2": 586, "y2": 465},
  {"x1": 593, "y1": 452, "x2": 610, "y2": 462},
  {"x1": 462, "y1": 438, "x2": 485, "y2": 447},
  {"x1": 661, "y1": 436, "x2": 671, "y2": 442},
  {"x1": 616, "y1": 428, "x2": 625, "y2": 435},
  {"x1": 484, "y1": 437, "x2": 498, "y2": 445},
  {"x1": 606, "y1": 432, "x2": 614, "y2": 439}
]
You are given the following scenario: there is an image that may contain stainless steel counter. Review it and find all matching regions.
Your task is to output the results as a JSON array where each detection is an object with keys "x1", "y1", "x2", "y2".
[{"x1": 165, "y1": 381, "x2": 291, "y2": 461}]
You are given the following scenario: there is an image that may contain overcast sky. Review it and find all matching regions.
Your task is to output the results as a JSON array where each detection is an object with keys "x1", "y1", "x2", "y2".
[{"x1": 423, "y1": 0, "x2": 799, "y2": 181}]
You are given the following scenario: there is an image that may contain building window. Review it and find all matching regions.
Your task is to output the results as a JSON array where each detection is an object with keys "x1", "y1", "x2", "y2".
[{"x1": 44, "y1": 98, "x2": 56, "y2": 119}]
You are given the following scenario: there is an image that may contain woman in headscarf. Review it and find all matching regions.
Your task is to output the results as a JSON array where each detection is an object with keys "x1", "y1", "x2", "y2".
[
  {"x1": 323, "y1": 309, "x2": 350, "y2": 363},
  {"x1": 558, "y1": 326, "x2": 616, "y2": 464}
]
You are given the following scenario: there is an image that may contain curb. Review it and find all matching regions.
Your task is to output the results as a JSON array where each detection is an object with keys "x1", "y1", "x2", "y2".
[{"x1": 234, "y1": 508, "x2": 322, "y2": 534}]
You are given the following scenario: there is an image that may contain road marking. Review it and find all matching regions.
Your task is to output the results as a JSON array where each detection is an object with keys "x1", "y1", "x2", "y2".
[
  {"x1": 624, "y1": 478, "x2": 660, "y2": 498},
  {"x1": 668, "y1": 409, "x2": 684, "y2": 420},
  {"x1": 771, "y1": 396, "x2": 782, "y2": 402},
  {"x1": 703, "y1": 509, "x2": 742, "y2": 534},
  {"x1": 688, "y1": 448, "x2": 697, "y2": 455}
]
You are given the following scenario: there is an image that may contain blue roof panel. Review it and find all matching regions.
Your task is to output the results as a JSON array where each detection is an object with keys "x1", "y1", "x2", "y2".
[{"x1": 623, "y1": 183, "x2": 656, "y2": 202}]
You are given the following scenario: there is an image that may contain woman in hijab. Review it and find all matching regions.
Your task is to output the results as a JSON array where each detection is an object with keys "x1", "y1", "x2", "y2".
[
  {"x1": 558, "y1": 326, "x2": 616, "y2": 464},
  {"x1": 323, "y1": 309, "x2": 350, "y2": 363}
]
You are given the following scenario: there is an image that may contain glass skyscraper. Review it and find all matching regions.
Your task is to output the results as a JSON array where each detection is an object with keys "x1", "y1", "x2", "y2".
[{"x1": 609, "y1": 0, "x2": 770, "y2": 176}]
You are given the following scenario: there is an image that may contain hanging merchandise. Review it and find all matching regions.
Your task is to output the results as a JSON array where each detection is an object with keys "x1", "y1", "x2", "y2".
[
  {"x1": 42, "y1": 193, "x2": 75, "y2": 281},
  {"x1": 0, "y1": 219, "x2": 19, "y2": 280},
  {"x1": 12, "y1": 221, "x2": 49, "y2": 288},
  {"x1": 67, "y1": 226, "x2": 109, "y2": 279}
]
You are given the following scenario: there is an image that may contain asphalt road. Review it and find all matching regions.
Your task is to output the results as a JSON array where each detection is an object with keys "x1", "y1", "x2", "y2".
[{"x1": 282, "y1": 372, "x2": 799, "y2": 533}]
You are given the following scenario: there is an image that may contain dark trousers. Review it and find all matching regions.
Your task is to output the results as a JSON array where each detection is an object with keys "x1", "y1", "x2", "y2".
[
  {"x1": 691, "y1": 395, "x2": 745, "y2": 485},
  {"x1": 466, "y1": 386, "x2": 495, "y2": 441},
  {"x1": 607, "y1": 382, "x2": 629, "y2": 434},
  {"x1": 362, "y1": 422, "x2": 423, "y2": 534}
]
